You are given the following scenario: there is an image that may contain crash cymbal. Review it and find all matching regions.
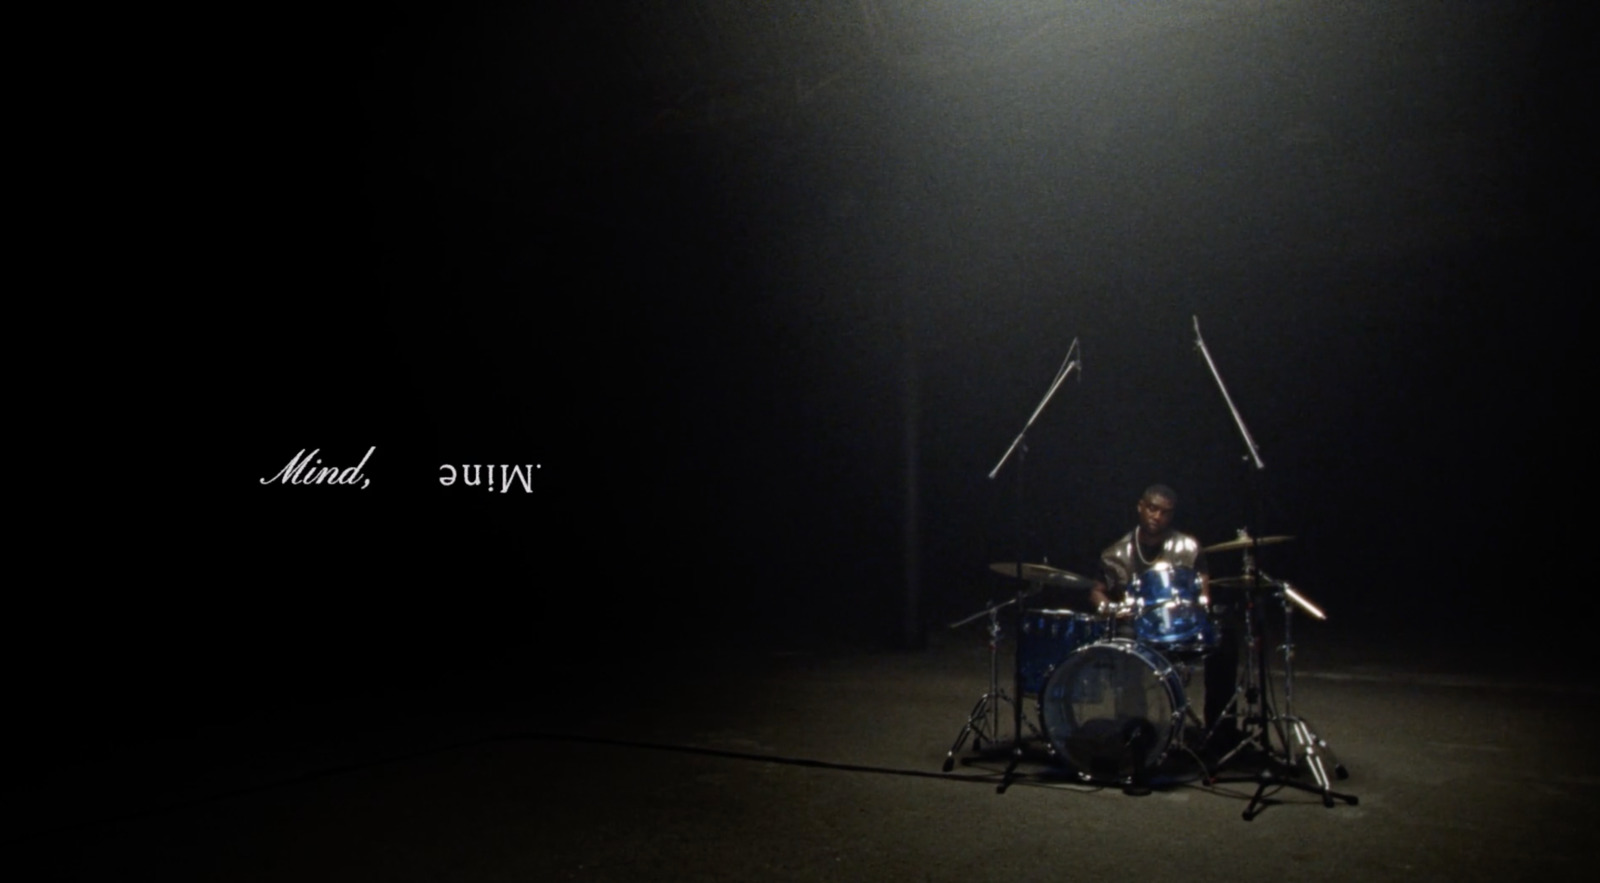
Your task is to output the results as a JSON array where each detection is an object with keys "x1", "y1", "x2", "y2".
[
  {"x1": 988, "y1": 562, "x2": 1096, "y2": 590},
  {"x1": 1202, "y1": 534, "x2": 1294, "y2": 554}
]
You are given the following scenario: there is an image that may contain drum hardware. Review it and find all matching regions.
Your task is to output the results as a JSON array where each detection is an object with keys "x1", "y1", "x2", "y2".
[
  {"x1": 941, "y1": 596, "x2": 1040, "y2": 772},
  {"x1": 946, "y1": 554, "x2": 1344, "y2": 801},
  {"x1": 1237, "y1": 574, "x2": 1355, "y2": 820},
  {"x1": 945, "y1": 563, "x2": 1225, "y2": 786},
  {"x1": 1193, "y1": 316, "x2": 1356, "y2": 816},
  {"x1": 1202, "y1": 562, "x2": 1272, "y2": 770},
  {"x1": 1205, "y1": 543, "x2": 1282, "y2": 768},
  {"x1": 1209, "y1": 573, "x2": 1294, "y2": 589},
  {"x1": 1205, "y1": 562, "x2": 1299, "y2": 750},
  {"x1": 1190, "y1": 317, "x2": 1276, "y2": 769},
  {"x1": 942, "y1": 588, "x2": 1234, "y2": 790},
  {"x1": 943, "y1": 598, "x2": 1112, "y2": 772},
  {"x1": 1203, "y1": 562, "x2": 1355, "y2": 817}
]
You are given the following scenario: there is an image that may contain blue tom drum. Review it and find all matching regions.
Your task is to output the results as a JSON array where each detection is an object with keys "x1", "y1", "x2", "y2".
[
  {"x1": 1128, "y1": 565, "x2": 1217, "y2": 653},
  {"x1": 1018, "y1": 609, "x2": 1107, "y2": 695}
]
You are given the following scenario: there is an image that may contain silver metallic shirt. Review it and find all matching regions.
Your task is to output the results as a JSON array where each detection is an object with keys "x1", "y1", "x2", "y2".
[{"x1": 1099, "y1": 529, "x2": 1205, "y2": 598}]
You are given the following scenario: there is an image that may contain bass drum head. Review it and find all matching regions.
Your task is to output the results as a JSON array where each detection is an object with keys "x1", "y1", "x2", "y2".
[{"x1": 1038, "y1": 639, "x2": 1185, "y2": 782}]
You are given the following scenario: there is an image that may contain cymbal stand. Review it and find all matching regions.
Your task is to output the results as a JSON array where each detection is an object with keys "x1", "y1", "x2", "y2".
[
  {"x1": 1206, "y1": 542, "x2": 1271, "y2": 770},
  {"x1": 1241, "y1": 577, "x2": 1356, "y2": 820},
  {"x1": 942, "y1": 597, "x2": 1037, "y2": 772}
]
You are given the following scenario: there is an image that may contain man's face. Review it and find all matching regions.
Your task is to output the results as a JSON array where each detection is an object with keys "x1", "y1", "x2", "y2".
[{"x1": 1137, "y1": 494, "x2": 1175, "y2": 537}]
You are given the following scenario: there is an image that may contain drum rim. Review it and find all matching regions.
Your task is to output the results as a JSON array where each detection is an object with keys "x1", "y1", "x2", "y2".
[
  {"x1": 1129, "y1": 569, "x2": 1215, "y2": 646},
  {"x1": 1036, "y1": 638, "x2": 1188, "y2": 782}
]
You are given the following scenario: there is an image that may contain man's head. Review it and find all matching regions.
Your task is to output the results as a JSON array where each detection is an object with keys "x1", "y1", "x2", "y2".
[{"x1": 1137, "y1": 484, "x2": 1178, "y2": 538}]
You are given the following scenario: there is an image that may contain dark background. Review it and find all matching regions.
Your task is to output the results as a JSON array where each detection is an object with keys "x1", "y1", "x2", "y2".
[{"x1": 42, "y1": 2, "x2": 1591, "y2": 757}]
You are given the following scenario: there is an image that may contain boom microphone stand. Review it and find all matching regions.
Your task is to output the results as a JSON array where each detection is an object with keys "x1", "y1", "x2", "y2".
[
  {"x1": 1192, "y1": 317, "x2": 1356, "y2": 817},
  {"x1": 986, "y1": 339, "x2": 1080, "y2": 793},
  {"x1": 1193, "y1": 316, "x2": 1272, "y2": 762}
]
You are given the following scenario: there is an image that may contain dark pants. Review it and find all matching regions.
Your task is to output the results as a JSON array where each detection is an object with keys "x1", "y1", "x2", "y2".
[{"x1": 1203, "y1": 611, "x2": 1242, "y2": 731}]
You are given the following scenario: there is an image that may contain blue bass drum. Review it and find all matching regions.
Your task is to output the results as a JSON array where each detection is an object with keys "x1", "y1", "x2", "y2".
[
  {"x1": 1039, "y1": 638, "x2": 1186, "y2": 782},
  {"x1": 1017, "y1": 610, "x2": 1107, "y2": 695},
  {"x1": 1129, "y1": 566, "x2": 1217, "y2": 653}
]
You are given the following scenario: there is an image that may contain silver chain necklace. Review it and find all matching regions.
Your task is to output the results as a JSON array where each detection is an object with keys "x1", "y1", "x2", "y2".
[{"x1": 1135, "y1": 526, "x2": 1158, "y2": 566}]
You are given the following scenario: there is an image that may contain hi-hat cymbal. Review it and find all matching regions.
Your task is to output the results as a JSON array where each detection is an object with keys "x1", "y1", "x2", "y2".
[
  {"x1": 988, "y1": 562, "x2": 1096, "y2": 590},
  {"x1": 1202, "y1": 534, "x2": 1294, "y2": 554},
  {"x1": 1209, "y1": 575, "x2": 1283, "y2": 589}
]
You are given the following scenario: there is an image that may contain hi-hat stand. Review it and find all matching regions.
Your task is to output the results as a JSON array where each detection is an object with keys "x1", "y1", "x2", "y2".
[
  {"x1": 1205, "y1": 540, "x2": 1274, "y2": 767},
  {"x1": 1238, "y1": 575, "x2": 1356, "y2": 820}
]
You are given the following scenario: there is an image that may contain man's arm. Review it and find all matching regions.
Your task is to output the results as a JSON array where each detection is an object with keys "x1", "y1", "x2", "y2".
[
  {"x1": 1098, "y1": 546, "x2": 1131, "y2": 608},
  {"x1": 1089, "y1": 581, "x2": 1111, "y2": 611}
]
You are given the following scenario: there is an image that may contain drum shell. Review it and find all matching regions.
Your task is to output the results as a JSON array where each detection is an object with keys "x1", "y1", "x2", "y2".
[
  {"x1": 1129, "y1": 566, "x2": 1218, "y2": 652},
  {"x1": 1017, "y1": 610, "x2": 1107, "y2": 695},
  {"x1": 1038, "y1": 638, "x2": 1186, "y2": 782}
]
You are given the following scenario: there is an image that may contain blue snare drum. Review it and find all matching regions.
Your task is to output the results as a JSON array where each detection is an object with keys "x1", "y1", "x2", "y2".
[
  {"x1": 1018, "y1": 609, "x2": 1107, "y2": 694},
  {"x1": 1129, "y1": 566, "x2": 1217, "y2": 653}
]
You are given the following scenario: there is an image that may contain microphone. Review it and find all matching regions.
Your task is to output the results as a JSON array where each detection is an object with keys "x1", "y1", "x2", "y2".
[{"x1": 1056, "y1": 338, "x2": 1081, "y2": 387}]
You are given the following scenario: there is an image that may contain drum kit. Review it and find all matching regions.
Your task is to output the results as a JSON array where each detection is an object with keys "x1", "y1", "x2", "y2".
[
  {"x1": 955, "y1": 320, "x2": 1356, "y2": 816},
  {"x1": 943, "y1": 532, "x2": 1357, "y2": 816}
]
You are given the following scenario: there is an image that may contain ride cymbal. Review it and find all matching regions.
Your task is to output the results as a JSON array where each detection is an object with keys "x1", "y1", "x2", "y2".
[{"x1": 1202, "y1": 534, "x2": 1294, "y2": 554}]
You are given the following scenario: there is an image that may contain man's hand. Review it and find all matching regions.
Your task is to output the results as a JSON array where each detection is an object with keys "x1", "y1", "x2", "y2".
[{"x1": 1089, "y1": 582, "x2": 1111, "y2": 612}]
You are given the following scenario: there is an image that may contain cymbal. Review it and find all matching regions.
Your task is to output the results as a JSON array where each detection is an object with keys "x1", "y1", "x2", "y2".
[
  {"x1": 1208, "y1": 575, "x2": 1283, "y2": 589},
  {"x1": 1202, "y1": 534, "x2": 1294, "y2": 554},
  {"x1": 988, "y1": 562, "x2": 1096, "y2": 590}
]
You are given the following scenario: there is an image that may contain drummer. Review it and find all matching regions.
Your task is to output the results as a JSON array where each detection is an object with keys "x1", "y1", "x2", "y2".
[
  {"x1": 1089, "y1": 484, "x2": 1238, "y2": 740},
  {"x1": 1089, "y1": 484, "x2": 1206, "y2": 611}
]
